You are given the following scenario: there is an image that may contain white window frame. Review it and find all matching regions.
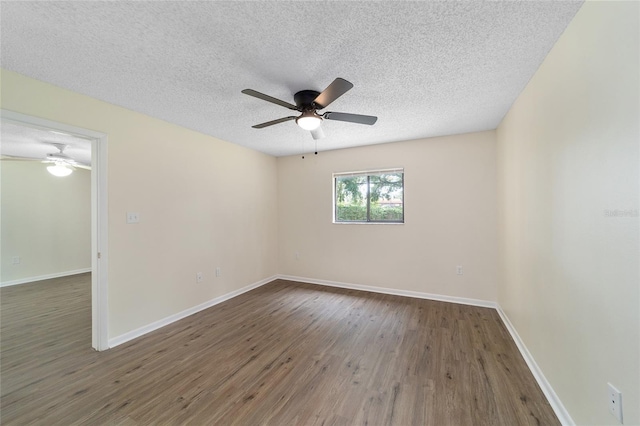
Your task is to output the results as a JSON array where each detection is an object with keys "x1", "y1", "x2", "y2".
[{"x1": 333, "y1": 168, "x2": 404, "y2": 224}]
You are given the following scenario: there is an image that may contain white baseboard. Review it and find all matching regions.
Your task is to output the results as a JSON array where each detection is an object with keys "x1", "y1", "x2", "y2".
[
  {"x1": 495, "y1": 305, "x2": 574, "y2": 425},
  {"x1": 107, "y1": 273, "x2": 572, "y2": 425},
  {"x1": 277, "y1": 274, "x2": 497, "y2": 309},
  {"x1": 108, "y1": 275, "x2": 277, "y2": 348},
  {"x1": 279, "y1": 274, "x2": 571, "y2": 424},
  {"x1": 1, "y1": 268, "x2": 92, "y2": 287}
]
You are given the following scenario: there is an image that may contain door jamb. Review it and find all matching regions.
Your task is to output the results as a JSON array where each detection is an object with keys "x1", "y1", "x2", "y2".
[{"x1": 1, "y1": 109, "x2": 109, "y2": 350}]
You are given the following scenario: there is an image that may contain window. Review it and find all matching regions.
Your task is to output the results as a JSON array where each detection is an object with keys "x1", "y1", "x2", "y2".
[{"x1": 333, "y1": 169, "x2": 404, "y2": 223}]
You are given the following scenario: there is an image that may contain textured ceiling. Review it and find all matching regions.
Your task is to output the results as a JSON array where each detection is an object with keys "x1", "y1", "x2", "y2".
[
  {"x1": 1, "y1": 121, "x2": 92, "y2": 166},
  {"x1": 1, "y1": 1, "x2": 583, "y2": 157}
]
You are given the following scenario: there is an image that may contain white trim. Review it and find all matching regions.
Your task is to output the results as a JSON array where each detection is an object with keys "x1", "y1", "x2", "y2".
[
  {"x1": 333, "y1": 167, "x2": 404, "y2": 178},
  {"x1": 332, "y1": 168, "x2": 405, "y2": 225},
  {"x1": 1, "y1": 109, "x2": 109, "y2": 351},
  {"x1": 332, "y1": 221, "x2": 405, "y2": 226},
  {"x1": 282, "y1": 275, "x2": 571, "y2": 423},
  {"x1": 0, "y1": 110, "x2": 106, "y2": 140},
  {"x1": 108, "y1": 275, "x2": 278, "y2": 348},
  {"x1": 277, "y1": 274, "x2": 497, "y2": 308},
  {"x1": 0, "y1": 268, "x2": 92, "y2": 287},
  {"x1": 103, "y1": 272, "x2": 571, "y2": 424},
  {"x1": 92, "y1": 128, "x2": 109, "y2": 351},
  {"x1": 496, "y1": 305, "x2": 575, "y2": 426}
]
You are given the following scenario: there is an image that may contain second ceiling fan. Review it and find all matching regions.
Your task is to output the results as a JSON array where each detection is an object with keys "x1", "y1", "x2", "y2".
[{"x1": 241, "y1": 78, "x2": 377, "y2": 140}]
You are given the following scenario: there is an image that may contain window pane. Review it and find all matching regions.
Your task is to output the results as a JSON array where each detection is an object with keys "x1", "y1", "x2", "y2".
[
  {"x1": 334, "y1": 170, "x2": 404, "y2": 223},
  {"x1": 369, "y1": 172, "x2": 403, "y2": 222},
  {"x1": 335, "y1": 175, "x2": 367, "y2": 221}
]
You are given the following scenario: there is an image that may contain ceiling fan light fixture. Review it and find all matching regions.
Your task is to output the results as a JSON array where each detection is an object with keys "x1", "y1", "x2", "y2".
[
  {"x1": 47, "y1": 163, "x2": 73, "y2": 177},
  {"x1": 296, "y1": 111, "x2": 322, "y2": 131}
]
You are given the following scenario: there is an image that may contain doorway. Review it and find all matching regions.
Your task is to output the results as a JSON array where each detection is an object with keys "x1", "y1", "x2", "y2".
[{"x1": 0, "y1": 109, "x2": 108, "y2": 350}]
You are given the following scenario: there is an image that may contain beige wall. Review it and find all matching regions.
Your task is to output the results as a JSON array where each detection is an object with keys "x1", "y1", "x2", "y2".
[
  {"x1": 277, "y1": 131, "x2": 498, "y2": 302},
  {"x1": 0, "y1": 69, "x2": 279, "y2": 339},
  {"x1": 1, "y1": 161, "x2": 91, "y2": 283},
  {"x1": 496, "y1": 2, "x2": 639, "y2": 424},
  {"x1": 2, "y1": 2, "x2": 637, "y2": 420}
]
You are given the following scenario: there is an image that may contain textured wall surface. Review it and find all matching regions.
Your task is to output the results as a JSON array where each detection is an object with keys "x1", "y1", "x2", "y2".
[
  {"x1": 1, "y1": 162, "x2": 91, "y2": 283},
  {"x1": 496, "y1": 2, "x2": 639, "y2": 424},
  {"x1": 1, "y1": 69, "x2": 279, "y2": 339},
  {"x1": 278, "y1": 131, "x2": 498, "y2": 302}
]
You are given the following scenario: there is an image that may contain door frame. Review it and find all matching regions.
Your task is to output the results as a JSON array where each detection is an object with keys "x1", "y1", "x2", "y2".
[{"x1": 1, "y1": 109, "x2": 109, "y2": 350}]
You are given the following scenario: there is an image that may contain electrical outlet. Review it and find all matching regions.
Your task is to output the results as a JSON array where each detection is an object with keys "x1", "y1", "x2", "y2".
[
  {"x1": 295, "y1": 251, "x2": 300, "y2": 260},
  {"x1": 12, "y1": 256, "x2": 21, "y2": 265},
  {"x1": 126, "y1": 212, "x2": 140, "y2": 224},
  {"x1": 215, "y1": 267, "x2": 221, "y2": 277},
  {"x1": 608, "y1": 383, "x2": 623, "y2": 423},
  {"x1": 196, "y1": 272, "x2": 203, "y2": 283},
  {"x1": 456, "y1": 265, "x2": 463, "y2": 275}
]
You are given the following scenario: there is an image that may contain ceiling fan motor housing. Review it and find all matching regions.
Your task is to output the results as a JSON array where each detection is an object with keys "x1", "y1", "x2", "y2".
[{"x1": 294, "y1": 90, "x2": 322, "y2": 110}]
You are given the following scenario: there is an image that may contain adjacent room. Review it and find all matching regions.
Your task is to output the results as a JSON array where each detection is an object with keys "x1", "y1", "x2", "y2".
[{"x1": 1, "y1": 1, "x2": 638, "y2": 425}]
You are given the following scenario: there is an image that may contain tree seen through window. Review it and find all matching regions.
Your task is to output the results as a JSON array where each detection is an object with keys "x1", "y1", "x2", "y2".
[{"x1": 334, "y1": 170, "x2": 403, "y2": 223}]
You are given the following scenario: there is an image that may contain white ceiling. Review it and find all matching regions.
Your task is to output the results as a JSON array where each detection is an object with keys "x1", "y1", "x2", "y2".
[
  {"x1": 1, "y1": 1, "x2": 583, "y2": 157},
  {"x1": 1, "y1": 121, "x2": 92, "y2": 167}
]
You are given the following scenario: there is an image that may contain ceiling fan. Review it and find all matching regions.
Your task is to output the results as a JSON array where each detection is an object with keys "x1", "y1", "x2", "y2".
[
  {"x1": 2, "y1": 143, "x2": 90, "y2": 176},
  {"x1": 242, "y1": 78, "x2": 377, "y2": 140}
]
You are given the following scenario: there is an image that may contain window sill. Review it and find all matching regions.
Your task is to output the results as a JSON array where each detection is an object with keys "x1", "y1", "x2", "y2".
[{"x1": 332, "y1": 221, "x2": 404, "y2": 225}]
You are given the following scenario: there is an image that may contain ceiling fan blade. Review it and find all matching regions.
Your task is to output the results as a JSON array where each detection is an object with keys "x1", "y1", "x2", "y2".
[
  {"x1": 310, "y1": 127, "x2": 325, "y2": 140},
  {"x1": 45, "y1": 160, "x2": 92, "y2": 170},
  {"x1": 241, "y1": 89, "x2": 298, "y2": 111},
  {"x1": 252, "y1": 116, "x2": 297, "y2": 129},
  {"x1": 323, "y1": 112, "x2": 377, "y2": 125},
  {"x1": 313, "y1": 78, "x2": 354, "y2": 109}
]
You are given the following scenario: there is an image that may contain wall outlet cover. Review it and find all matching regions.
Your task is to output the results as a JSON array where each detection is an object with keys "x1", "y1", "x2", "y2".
[
  {"x1": 126, "y1": 212, "x2": 140, "y2": 224},
  {"x1": 608, "y1": 382, "x2": 623, "y2": 423}
]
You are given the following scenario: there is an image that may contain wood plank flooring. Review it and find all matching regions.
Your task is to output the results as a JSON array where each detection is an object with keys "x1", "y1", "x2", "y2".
[{"x1": 1, "y1": 274, "x2": 559, "y2": 425}]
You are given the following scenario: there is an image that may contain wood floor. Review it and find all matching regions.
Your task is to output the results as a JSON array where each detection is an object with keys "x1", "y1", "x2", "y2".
[{"x1": 1, "y1": 274, "x2": 558, "y2": 425}]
